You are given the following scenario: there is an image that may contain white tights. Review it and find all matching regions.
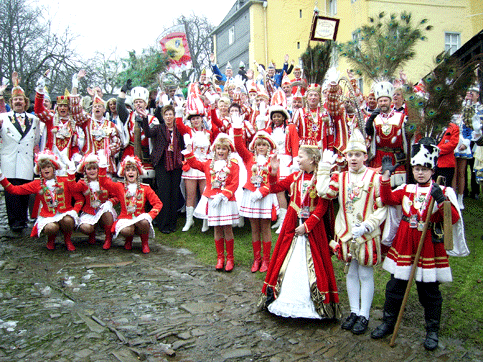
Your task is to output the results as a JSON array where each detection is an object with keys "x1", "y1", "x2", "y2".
[{"x1": 346, "y1": 259, "x2": 374, "y2": 319}]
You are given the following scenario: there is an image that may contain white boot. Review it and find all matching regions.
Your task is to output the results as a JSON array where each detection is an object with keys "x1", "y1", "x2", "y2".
[
  {"x1": 457, "y1": 194, "x2": 465, "y2": 210},
  {"x1": 182, "y1": 206, "x2": 195, "y2": 231},
  {"x1": 201, "y1": 218, "x2": 209, "y2": 232},
  {"x1": 272, "y1": 208, "x2": 287, "y2": 230},
  {"x1": 275, "y1": 208, "x2": 287, "y2": 234}
]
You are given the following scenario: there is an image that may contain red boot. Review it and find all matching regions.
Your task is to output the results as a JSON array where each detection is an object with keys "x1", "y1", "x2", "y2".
[
  {"x1": 87, "y1": 232, "x2": 96, "y2": 244},
  {"x1": 64, "y1": 232, "x2": 75, "y2": 251},
  {"x1": 46, "y1": 234, "x2": 56, "y2": 250},
  {"x1": 102, "y1": 225, "x2": 113, "y2": 250},
  {"x1": 225, "y1": 239, "x2": 234, "y2": 272},
  {"x1": 215, "y1": 239, "x2": 224, "y2": 271},
  {"x1": 140, "y1": 233, "x2": 150, "y2": 254},
  {"x1": 124, "y1": 236, "x2": 133, "y2": 250},
  {"x1": 260, "y1": 241, "x2": 271, "y2": 272},
  {"x1": 251, "y1": 241, "x2": 262, "y2": 273}
]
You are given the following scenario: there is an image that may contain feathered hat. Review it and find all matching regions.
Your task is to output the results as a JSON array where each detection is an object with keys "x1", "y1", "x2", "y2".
[
  {"x1": 34, "y1": 150, "x2": 62, "y2": 175},
  {"x1": 118, "y1": 155, "x2": 145, "y2": 177},
  {"x1": 373, "y1": 81, "x2": 394, "y2": 100},
  {"x1": 343, "y1": 128, "x2": 367, "y2": 154},
  {"x1": 269, "y1": 88, "x2": 290, "y2": 121},
  {"x1": 301, "y1": 41, "x2": 334, "y2": 95},
  {"x1": 410, "y1": 137, "x2": 439, "y2": 169},
  {"x1": 186, "y1": 92, "x2": 205, "y2": 119},
  {"x1": 249, "y1": 131, "x2": 277, "y2": 152},
  {"x1": 131, "y1": 87, "x2": 149, "y2": 104},
  {"x1": 211, "y1": 133, "x2": 235, "y2": 152},
  {"x1": 76, "y1": 153, "x2": 100, "y2": 174}
]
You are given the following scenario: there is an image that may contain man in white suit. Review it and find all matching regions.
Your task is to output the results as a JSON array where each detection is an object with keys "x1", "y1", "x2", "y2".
[{"x1": 0, "y1": 80, "x2": 41, "y2": 233}]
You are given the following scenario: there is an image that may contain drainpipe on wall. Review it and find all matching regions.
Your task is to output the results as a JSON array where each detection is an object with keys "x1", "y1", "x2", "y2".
[{"x1": 263, "y1": 1, "x2": 268, "y2": 67}]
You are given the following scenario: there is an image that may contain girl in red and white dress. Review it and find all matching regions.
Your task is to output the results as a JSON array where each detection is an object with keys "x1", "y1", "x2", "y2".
[
  {"x1": 175, "y1": 95, "x2": 217, "y2": 232},
  {"x1": 183, "y1": 133, "x2": 240, "y2": 272},
  {"x1": 69, "y1": 153, "x2": 118, "y2": 250},
  {"x1": 234, "y1": 117, "x2": 278, "y2": 273},
  {"x1": 98, "y1": 155, "x2": 162, "y2": 254},
  {"x1": 265, "y1": 104, "x2": 299, "y2": 233},
  {"x1": 0, "y1": 150, "x2": 83, "y2": 251}
]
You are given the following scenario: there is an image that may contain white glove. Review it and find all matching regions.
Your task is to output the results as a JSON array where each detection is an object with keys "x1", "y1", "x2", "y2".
[
  {"x1": 0, "y1": 166, "x2": 4, "y2": 181},
  {"x1": 211, "y1": 193, "x2": 224, "y2": 208},
  {"x1": 352, "y1": 221, "x2": 371, "y2": 238},
  {"x1": 175, "y1": 106, "x2": 184, "y2": 118},
  {"x1": 98, "y1": 151, "x2": 108, "y2": 168},
  {"x1": 36, "y1": 76, "x2": 46, "y2": 92},
  {"x1": 322, "y1": 149, "x2": 338, "y2": 164},
  {"x1": 205, "y1": 91, "x2": 216, "y2": 105},
  {"x1": 472, "y1": 114, "x2": 482, "y2": 133},
  {"x1": 67, "y1": 160, "x2": 76, "y2": 174},
  {"x1": 72, "y1": 73, "x2": 79, "y2": 89},
  {"x1": 255, "y1": 115, "x2": 268, "y2": 131},
  {"x1": 250, "y1": 189, "x2": 263, "y2": 203},
  {"x1": 232, "y1": 114, "x2": 243, "y2": 129}
]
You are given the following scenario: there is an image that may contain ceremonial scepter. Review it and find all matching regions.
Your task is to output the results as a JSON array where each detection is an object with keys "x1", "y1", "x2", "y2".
[{"x1": 389, "y1": 175, "x2": 443, "y2": 347}]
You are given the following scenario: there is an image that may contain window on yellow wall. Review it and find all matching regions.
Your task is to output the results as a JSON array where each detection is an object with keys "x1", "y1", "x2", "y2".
[
  {"x1": 329, "y1": 0, "x2": 337, "y2": 16},
  {"x1": 300, "y1": 9, "x2": 302, "y2": 18},
  {"x1": 445, "y1": 32, "x2": 460, "y2": 55},
  {"x1": 229, "y1": 26, "x2": 235, "y2": 45}
]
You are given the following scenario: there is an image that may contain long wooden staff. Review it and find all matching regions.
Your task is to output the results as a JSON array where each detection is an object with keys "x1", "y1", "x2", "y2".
[{"x1": 389, "y1": 175, "x2": 443, "y2": 347}]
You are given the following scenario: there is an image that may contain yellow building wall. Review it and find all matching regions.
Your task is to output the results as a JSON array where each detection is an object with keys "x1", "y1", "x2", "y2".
[
  {"x1": 469, "y1": 0, "x2": 483, "y2": 34},
  {"x1": 242, "y1": 0, "x2": 479, "y2": 92},
  {"x1": 249, "y1": 3, "x2": 268, "y2": 71}
]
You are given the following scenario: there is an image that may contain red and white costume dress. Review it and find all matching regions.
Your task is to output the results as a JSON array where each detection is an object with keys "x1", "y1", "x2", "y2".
[
  {"x1": 0, "y1": 175, "x2": 83, "y2": 237},
  {"x1": 266, "y1": 123, "x2": 299, "y2": 179},
  {"x1": 34, "y1": 91, "x2": 81, "y2": 165},
  {"x1": 259, "y1": 171, "x2": 340, "y2": 319},
  {"x1": 185, "y1": 152, "x2": 240, "y2": 226},
  {"x1": 368, "y1": 110, "x2": 407, "y2": 186},
  {"x1": 70, "y1": 96, "x2": 121, "y2": 174},
  {"x1": 98, "y1": 167, "x2": 162, "y2": 237},
  {"x1": 234, "y1": 128, "x2": 278, "y2": 219},
  {"x1": 176, "y1": 117, "x2": 214, "y2": 181},
  {"x1": 317, "y1": 165, "x2": 387, "y2": 265},
  {"x1": 68, "y1": 174, "x2": 118, "y2": 227},
  {"x1": 380, "y1": 179, "x2": 468, "y2": 282}
]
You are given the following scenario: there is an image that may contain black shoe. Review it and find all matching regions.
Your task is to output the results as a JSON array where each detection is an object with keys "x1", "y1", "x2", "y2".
[
  {"x1": 160, "y1": 229, "x2": 171, "y2": 234},
  {"x1": 371, "y1": 322, "x2": 394, "y2": 339},
  {"x1": 341, "y1": 313, "x2": 358, "y2": 330},
  {"x1": 11, "y1": 226, "x2": 25, "y2": 233},
  {"x1": 423, "y1": 331, "x2": 439, "y2": 351},
  {"x1": 352, "y1": 316, "x2": 369, "y2": 335}
]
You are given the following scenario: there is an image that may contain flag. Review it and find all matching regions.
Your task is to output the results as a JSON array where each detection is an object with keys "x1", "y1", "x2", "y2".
[{"x1": 158, "y1": 25, "x2": 192, "y2": 72}]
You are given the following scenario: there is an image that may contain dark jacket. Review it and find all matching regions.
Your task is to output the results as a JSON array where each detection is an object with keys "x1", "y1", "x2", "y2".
[{"x1": 141, "y1": 115, "x2": 184, "y2": 168}]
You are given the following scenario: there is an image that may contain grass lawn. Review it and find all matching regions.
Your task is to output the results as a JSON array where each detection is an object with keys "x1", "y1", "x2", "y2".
[{"x1": 157, "y1": 195, "x2": 483, "y2": 347}]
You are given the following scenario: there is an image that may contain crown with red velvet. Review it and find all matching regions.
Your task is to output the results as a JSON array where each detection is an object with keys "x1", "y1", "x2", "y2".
[
  {"x1": 299, "y1": 137, "x2": 320, "y2": 149},
  {"x1": 307, "y1": 83, "x2": 321, "y2": 94},
  {"x1": 76, "y1": 153, "x2": 100, "y2": 174},
  {"x1": 34, "y1": 150, "x2": 62, "y2": 175},
  {"x1": 56, "y1": 89, "x2": 70, "y2": 106},
  {"x1": 118, "y1": 155, "x2": 145, "y2": 177}
]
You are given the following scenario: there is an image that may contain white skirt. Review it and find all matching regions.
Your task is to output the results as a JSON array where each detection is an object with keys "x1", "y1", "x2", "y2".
[
  {"x1": 267, "y1": 235, "x2": 322, "y2": 319},
  {"x1": 182, "y1": 167, "x2": 206, "y2": 180},
  {"x1": 114, "y1": 213, "x2": 155, "y2": 238},
  {"x1": 239, "y1": 189, "x2": 279, "y2": 219},
  {"x1": 35, "y1": 210, "x2": 79, "y2": 237},
  {"x1": 207, "y1": 199, "x2": 239, "y2": 226},
  {"x1": 78, "y1": 202, "x2": 118, "y2": 227}
]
